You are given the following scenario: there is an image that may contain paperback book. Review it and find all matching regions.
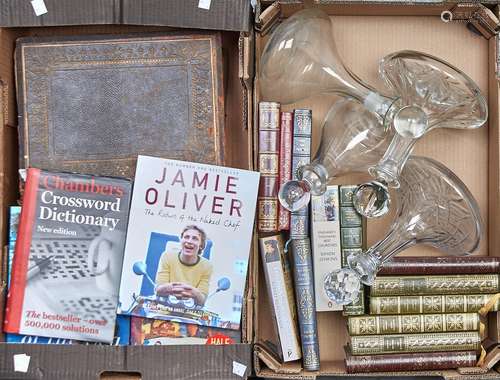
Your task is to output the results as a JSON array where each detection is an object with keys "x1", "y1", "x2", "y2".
[
  {"x1": 3, "y1": 169, "x2": 132, "y2": 343},
  {"x1": 118, "y1": 156, "x2": 259, "y2": 330},
  {"x1": 130, "y1": 317, "x2": 240, "y2": 345}
]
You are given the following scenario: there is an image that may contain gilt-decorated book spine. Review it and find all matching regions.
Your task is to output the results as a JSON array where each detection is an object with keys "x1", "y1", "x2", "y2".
[
  {"x1": 370, "y1": 274, "x2": 500, "y2": 296},
  {"x1": 378, "y1": 256, "x2": 500, "y2": 275},
  {"x1": 259, "y1": 235, "x2": 301, "y2": 362},
  {"x1": 278, "y1": 112, "x2": 293, "y2": 231},
  {"x1": 345, "y1": 349, "x2": 477, "y2": 373},
  {"x1": 339, "y1": 185, "x2": 365, "y2": 316},
  {"x1": 258, "y1": 102, "x2": 281, "y2": 232},
  {"x1": 347, "y1": 313, "x2": 481, "y2": 336},
  {"x1": 349, "y1": 331, "x2": 481, "y2": 355},
  {"x1": 291, "y1": 239, "x2": 320, "y2": 371},
  {"x1": 370, "y1": 294, "x2": 500, "y2": 315}
]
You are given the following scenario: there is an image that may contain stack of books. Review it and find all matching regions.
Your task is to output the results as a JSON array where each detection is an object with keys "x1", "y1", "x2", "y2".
[{"x1": 344, "y1": 256, "x2": 500, "y2": 373}]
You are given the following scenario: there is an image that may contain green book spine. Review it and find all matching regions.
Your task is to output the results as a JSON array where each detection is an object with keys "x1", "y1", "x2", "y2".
[
  {"x1": 349, "y1": 331, "x2": 481, "y2": 355},
  {"x1": 370, "y1": 294, "x2": 500, "y2": 315},
  {"x1": 370, "y1": 274, "x2": 500, "y2": 296},
  {"x1": 347, "y1": 313, "x2": 481, "y2": 335},
  {"x1": 339, "y1": 185, "x2": 365, "y2": 316}
]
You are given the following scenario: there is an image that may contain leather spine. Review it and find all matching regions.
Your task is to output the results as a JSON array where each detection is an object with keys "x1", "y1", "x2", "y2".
[
  {"x1": 278, "y1": 112, "x2": 293, "y2": 231},
  {"x1": 378, "y1": 256, "x2": 500, "y2": 275},
  {"x1": 345, "y1": 349, "x2": 477, "y2": 373},
  {"x1": 370, "y1": 274, "x2": 500, "y2": 296},
  {"x1": 257, "y1": 102, "x2": 280, "y2": 232},
  {"x1": 370, "y1": 294, "x2": 500, "y2": 314}
]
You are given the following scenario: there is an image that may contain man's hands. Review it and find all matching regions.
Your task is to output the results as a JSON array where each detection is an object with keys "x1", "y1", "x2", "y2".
[{"x1": 156, "y1": 282, "x2": 206, "y2": 305}]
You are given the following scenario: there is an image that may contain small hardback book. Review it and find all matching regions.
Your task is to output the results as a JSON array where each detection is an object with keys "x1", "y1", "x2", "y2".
[
  {"x1": 370, "y1": 274, "x2": 500, "y2": 296},
  {"x1": 259, "y1": 235, "x2": 301, "y2": 362},
  {"x1": 370, "y1": 294, "x2": 500, "y2": 315},
  {"x1": 344, "y1": 348, "x2": 477, "y2": 373},
  {"x1": 258, "y1": 102, "x2": 281, "y2": 232},
  {"x1": 118, "y1": 156, "x2": 259, "y2": 331},
  {"x1": 3, "y1": 169, "x2": 132, "y2": 343},
  {"x1": 7, "y1": 206, "x2": 21, "y2": 287},
  {"x1": 347, "y1": 313, "x2": 482, "y2": 336},
  {"x1": 311, "y1": 185, "x2": 342, "y2": 311},
  {"x1": 378, "y1": 256, "x2": 500, "y2": 275},
  {"x1": 278, "y1": 111, "x2": 293, "y2": 231},
  {"x1": 130, "y1": 317, "x2": 240, "y2": 345},
  {"x1": 349, "y1": 331, "x2": 481, "y2": 355},
  {"x1": 16, "y1": 33, "x2": 225, "y2": 178},
  {"x1": 339, "y1": 185, "x2": 365, "y2": 316}
]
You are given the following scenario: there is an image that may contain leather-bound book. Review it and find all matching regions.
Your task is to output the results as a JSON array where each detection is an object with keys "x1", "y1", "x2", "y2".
[
  {"x1": 16, "y1": 33, "x2": 224, "y2": 178},
  {"x1": 344, "y1": 347, "x2": 477, "y2": 373},
  {"x1": 257, "y1": 102, "x2": 280, "y2": 232},
  {"x1": 378, "y1": 256, "x2": 500, "y2": 275},
  {"x1": 278, "y1": 111, "x2": 293, "y2": 231}
]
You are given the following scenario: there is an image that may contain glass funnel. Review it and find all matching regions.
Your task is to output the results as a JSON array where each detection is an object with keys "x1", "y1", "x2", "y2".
[
  {"x1": 323, "y1": 156, "x2": 484, "y2": 305},
  {"x1": 261, "y1": 8, "x2": 488, "y2": 217}
]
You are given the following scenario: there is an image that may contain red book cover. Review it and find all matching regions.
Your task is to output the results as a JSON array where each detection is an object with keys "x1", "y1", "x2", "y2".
[
  {"x1": 3, "y1": 168, "x2": 131, "y2": 343},
  {"x1": 278, "y1": 111, "x2": 293, "y2": 231}
]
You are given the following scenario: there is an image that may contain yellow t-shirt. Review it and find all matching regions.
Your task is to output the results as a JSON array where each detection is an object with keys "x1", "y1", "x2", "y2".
[{"x1": 155, "y1": 250, "x2": 213, "y2": 297}]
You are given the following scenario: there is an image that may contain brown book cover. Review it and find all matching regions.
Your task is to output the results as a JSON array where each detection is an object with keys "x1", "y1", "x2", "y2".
[
  {"x1": 378, "y1": 256, "x2": 500, "y2": 275},
  {"x1": 278, "y1": 112, "x2": 293, "y2": 231},
  {"x1": 16, "y1": 32, "x2": 225, "y2": 178},
  {"x1": 345, "y1": 347, "x2": 477, "y2": 373},
  {"x1": 257, "y1": 102, "x2": 280, "y2": 232}
]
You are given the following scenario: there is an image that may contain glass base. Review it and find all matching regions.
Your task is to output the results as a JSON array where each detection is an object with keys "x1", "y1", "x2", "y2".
[
  {"x1": 278, "y1": 180, "x2": 312, "y2": 212},
  {"x1": 323, "y1": 268, "x2": 361, "y2": 305},
  {"x1": 353, "y1": 181, "x2": 391, "y2": 218}
]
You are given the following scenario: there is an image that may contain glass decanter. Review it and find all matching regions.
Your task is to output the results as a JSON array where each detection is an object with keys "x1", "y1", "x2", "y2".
[
  {"x1": 323, "y1": 156, "x2": 483, "y2": 305},
  {"x1": 261, "y1": 8, "x2": 488, "y2": 217}
]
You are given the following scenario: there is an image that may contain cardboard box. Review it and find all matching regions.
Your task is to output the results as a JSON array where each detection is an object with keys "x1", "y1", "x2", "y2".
[
  {"x1": 0, "y1": 3, "x2": 255, "y2": 380},
  {"x1": 253, "y1": 1, "x2": 500, "y2": 379}
]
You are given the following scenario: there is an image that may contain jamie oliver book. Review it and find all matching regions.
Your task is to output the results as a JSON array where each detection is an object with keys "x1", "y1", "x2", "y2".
[
  {"x1": 3, "y1": 169, "x2": 132, "y2": 343},
  {"x1": 118, "y1": 156, "x2": 259, "y2": 330}
]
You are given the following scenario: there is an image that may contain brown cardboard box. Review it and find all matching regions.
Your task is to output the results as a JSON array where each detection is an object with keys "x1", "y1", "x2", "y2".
[
  {"x1": 0, "y1": 3, "x2": 255, "y2": 380},
  {"x1": 253, "y1": 1, "x2": 500, "y2": 379}
]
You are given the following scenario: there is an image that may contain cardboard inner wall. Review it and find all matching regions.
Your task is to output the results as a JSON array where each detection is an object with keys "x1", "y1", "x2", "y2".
[
  {"x1": 0, "y1": 24, "x2": 253, "y2": 380},
  {"x1": 254, "y1": 5, "x2": 500, "y2": 378}
]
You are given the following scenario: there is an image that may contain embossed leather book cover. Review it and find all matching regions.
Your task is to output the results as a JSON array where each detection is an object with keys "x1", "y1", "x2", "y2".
[{"x1": 16, "y1": 33, "x2": 225, "y2": 178}]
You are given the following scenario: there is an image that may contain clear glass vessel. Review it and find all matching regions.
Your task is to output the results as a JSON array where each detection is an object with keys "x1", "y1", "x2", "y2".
[
  {"x1": 323, "y1": 156, "x2": 484, "y2": 305},
  {"x1": 262, "y1": 9, "x2": 488, "y2": 218}
]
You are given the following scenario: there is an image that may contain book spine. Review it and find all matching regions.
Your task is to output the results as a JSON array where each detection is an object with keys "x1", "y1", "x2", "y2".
[
  {"x1": 378, "y1": 256, "x2": 500, "y2": 275},
  {"x1": 370, "y1": 294, "x2": 500, "y2": 314},
  {"x1": 339, "y1": 185, "x2": 365, "y2": 316},
  {"x1": 349, "y1": 331, "x2": 481, "y2": 355},
  {"x1": 347, "y1": 313, "x2": 481, "y2": 335},
  {"x1": 370, "y1": 274, "x2": 500, "y2": 296},
  {"x1": 345, "y1": 350, "x2": 477, "y2": 373},
  {"x1": 278, "y1": 111, "x2": 293, "y2": 231},
  {"x1": 311, "y1": 185, "x2": 342, "y2": 312},
  {"x1": 259, "y1": 235, "x2": 302, "y2": 362},
  {"x1": 4, "y1": 168, "x2": 40, "y2": 333},
  {"x1": 291, "y1": 239, "x2": 320, "y2": 371},
  {"x1": 258, "y1": 102, "x2": 281, "y2": 232}
]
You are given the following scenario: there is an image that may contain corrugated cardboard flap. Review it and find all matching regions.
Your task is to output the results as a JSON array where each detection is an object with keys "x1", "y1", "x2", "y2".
[{"x1": 0, "y1": 0, "x2": 251, "y2": 32}]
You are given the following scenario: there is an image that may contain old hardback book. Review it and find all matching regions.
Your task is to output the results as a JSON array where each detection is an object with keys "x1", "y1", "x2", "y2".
[
  {"x1": 278, "y1": 112, "x2": 293, "y2": 231},
  {"x1": 339, "y1": 185, "x2": 365, "y2": 316},
  {"x1": 258, "y1": 102, "x2": 281, "y2": 232},
  {"x1": 311, "y1": 185, "x2": 342, "y2": 312},
  {"x1": 349, "y1": 331, "x2": 481, "y2": 355},
  {"x1": 370, "y1": 274, "x2": 500, "y2": 296},
  {"x1": 378, "y1": 256, "x2": 500, "y2": 275},
  {"x1": 259, "y1": 235, "x2": 301, "y2": 362},
  {"x1": 347, "y1": 313, "x2": 482, "y2": 336},
  {"x1": 344, "y1": 348, "x2": 477, "y2": 373},
  {"x1": 16, "y1": 33, "x2": 225, "y2": 178},
  {"x1": 370, "y1": 294, "x2": 500, "y2": 315}
]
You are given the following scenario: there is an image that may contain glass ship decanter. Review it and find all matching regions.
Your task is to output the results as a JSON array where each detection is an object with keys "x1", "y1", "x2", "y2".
[
  {"x1": 323, "y1": 156, "x2": 483, "y2": 305},
  {"x1": 262, "y1": 8, "x2": 488, "y2": 217}
]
